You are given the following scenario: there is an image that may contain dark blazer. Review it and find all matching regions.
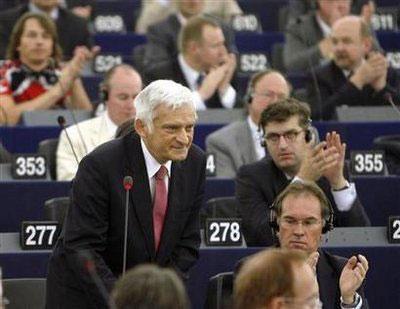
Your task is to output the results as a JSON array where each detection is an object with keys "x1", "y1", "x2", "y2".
[
  {"x1": 0, "y1": 4, "x2": 92, "y2": 59},
  {"x1": 235, "y1": 158, "x2": 371, "y2": 247},
  {"x1": 234, "y1": 248, "x2": 367, "y2": 309},
  {"x1": 317, "y1": 249, "x2": 368, "y2": 309},
  {"x1": 144, "y1": 13, "x2": 236, "y2": 69},
  {"x1": 145, "y1": 57, "x2": 240, "y2": 108},
  {"x1": 46, "y1": 132, "x2": 206, "y2": 308},
  {"x1": 307, "y1": 61, "x2": 400, "y2": 120}
]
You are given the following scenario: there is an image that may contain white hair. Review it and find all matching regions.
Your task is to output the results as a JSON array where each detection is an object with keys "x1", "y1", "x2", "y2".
[{"x1": 135, "y1": 80, "x2": 196, "y2": 130}]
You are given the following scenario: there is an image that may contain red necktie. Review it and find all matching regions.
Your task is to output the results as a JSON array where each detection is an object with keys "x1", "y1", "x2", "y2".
[{"x1": 153, "y1": 165, "x2": 168, "y2": 251}]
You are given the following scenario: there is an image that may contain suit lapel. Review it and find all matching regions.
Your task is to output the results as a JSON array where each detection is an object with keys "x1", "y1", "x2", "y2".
[
  {"x1": 240, "y1": 121, "x2": 258, "y2": 164},
  {"x1": 317, "y1": 250, "x2": 341, "y2": 309},
  {"x1": 156, "y1": 161, "x2": 185, "y2": 261},
  {"x1": 123, "y1": 133, "x2": 156, "y2": 259}
]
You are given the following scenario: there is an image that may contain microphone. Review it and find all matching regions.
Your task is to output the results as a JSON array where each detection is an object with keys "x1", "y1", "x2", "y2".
[
  {"x1": 57, "y1": 115, "x2": 80, "y2": 166},
  {"x1": 122, "y1": 176, "x2": 133, "y2": 275},
  {"x1": 384, "y1": 92, "x2": 400, "y2": 119},
  {"x1": 78, "y1": 250, "x2": 116, "y2": 309},
  {"x1": 300, "y1": 24, "x2": 324, "y2": 121}
]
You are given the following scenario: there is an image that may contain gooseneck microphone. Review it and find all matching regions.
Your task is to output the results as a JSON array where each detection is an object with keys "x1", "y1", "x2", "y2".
[
  {"x1": 384, "y1": 92, "x2": 400, "y2": 119},
  {"x1": 57, "y1": 115, "x2": 80, "y2": 166},
  {"x1": 122, "y1": 176, "x2": 133, "y2": 275},
  {"x1": 79, "y1": 250, "x2": 116, "y2": 309}
]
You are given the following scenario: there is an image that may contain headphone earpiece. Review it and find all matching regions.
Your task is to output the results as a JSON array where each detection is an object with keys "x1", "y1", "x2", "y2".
[
  {"x1": 244, "y1": 86, "x2": 253, "y2": 105},
  {"x1": 99, "y1": 87, "x2": 108, "y2": 102},
  {"x1": 305, "y1": 129, "x2": 312, "y2": 143}
]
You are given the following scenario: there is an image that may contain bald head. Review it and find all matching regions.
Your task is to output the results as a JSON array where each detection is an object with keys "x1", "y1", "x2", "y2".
[
  {"x1": 248, "y1": 70, "x2": 291, "y2": 125},
  {"x1": 331, "y1": 16, "x2": 373, "y2": 70},
  {"x1": 106, "y1": 65, "x2": 143, "y2": 126}
]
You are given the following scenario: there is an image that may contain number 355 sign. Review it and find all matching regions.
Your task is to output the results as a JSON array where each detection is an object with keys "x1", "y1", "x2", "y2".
[{"x1": 350, "y1": 150, "x2": 385, "y2": 176}]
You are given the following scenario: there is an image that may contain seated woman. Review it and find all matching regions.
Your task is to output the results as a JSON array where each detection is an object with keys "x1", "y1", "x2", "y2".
[{"x1": 0, "y1": 12, "x2": 97, "y2": 126}]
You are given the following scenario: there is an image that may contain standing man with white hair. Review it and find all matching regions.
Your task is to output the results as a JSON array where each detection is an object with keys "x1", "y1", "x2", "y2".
[{"x1": 46, "y1": 80, "x2": 206, "y2": 309}]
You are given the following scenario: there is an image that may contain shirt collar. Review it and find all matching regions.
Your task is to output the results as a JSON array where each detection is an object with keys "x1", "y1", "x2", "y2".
[
  {"x1": 176, "y1": 12, "x2": 188, "y2": 26},
  {"x1": 29, "y1": 3, "x2": 59, "y2": 20},
  {"x1": 316, "y1": 13, "x2": 331, "y2": 38},
  {"x1": 178, "y1": 53, "x2": 202, "y2": 91},
  {"x1": 247, "y1": 115, "x2": 260, "y2": 137},
  {"x1": 104, "y1": 110, "x2": 118, "y2": 137},
  {"x1": 140, "y1": 139, "x2": 172, "y2": 179}
]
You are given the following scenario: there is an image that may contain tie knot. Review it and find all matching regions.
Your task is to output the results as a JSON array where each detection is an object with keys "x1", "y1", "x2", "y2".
[{"x1": 155, "y1": 165, "x2": 168, "y2": 180}]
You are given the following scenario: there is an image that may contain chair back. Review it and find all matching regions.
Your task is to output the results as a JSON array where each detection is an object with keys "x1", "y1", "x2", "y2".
[{"x1": 3, "y1": 278, "x2": 46, "y2": 309}]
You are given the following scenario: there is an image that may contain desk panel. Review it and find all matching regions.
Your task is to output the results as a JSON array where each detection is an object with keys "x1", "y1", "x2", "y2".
[
  {"x1": 1, "y1": 121, "x2": 400, "y2": 154},
  {"x1": 0, "y1": 177, "x2": 398, "y2": 232},
  {"x1": 0, "y1": 246, "x2": 398, "y2": 309}
]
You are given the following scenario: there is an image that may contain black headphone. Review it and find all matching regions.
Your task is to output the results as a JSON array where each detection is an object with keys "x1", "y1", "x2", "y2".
[
  {"x1": 268, "y1": 184, "x2": 334, "y2": 234},
  {"x1": 99, "y1": 85, "x2": 108, "y2": 102}
]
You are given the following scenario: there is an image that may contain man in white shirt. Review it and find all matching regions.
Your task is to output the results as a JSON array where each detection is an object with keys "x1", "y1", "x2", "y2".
[{"x1": 56, "y1": 64, "x2": 142, "y2": 180}]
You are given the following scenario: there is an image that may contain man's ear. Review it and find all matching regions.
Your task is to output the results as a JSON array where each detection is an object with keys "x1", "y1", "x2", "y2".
[{"x1": 134, "y1": 118, "x2": 148, "y2": 139}]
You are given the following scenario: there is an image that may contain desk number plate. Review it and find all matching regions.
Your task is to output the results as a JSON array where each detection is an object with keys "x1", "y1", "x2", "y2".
[
  {"x1": 20, "y1": 221, "x2": 60, "y2": 250},
  {"x1": 388, "y1": 216, "x2": 400, "y2": 244},
  {"x1": 12, "y1": 154, "x2": 47, "y2": 179},
  {"x1": 205, "y1": 219, "x2": 242, "y2": 246},
  {"x1": 350, "y1": 150, "x2": 385, "y2": 175}
]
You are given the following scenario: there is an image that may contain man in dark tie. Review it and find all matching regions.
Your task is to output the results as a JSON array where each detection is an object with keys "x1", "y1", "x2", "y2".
[{"x1": 46, "y1": 80, "x2": 206, "y2": 309}]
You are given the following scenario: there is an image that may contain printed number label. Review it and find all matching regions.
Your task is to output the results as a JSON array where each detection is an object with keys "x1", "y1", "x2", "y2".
[
  {"x1": 350, "y1": 151, "x2": 385, "y2": 175},
  {"x1": 12, "y1": 155, "x2": 47, "y2": 179},
  {"x1": 205, "y1": 219, "x2": 242, "y2": 246},
  {"x1": 387, "y1": 52, "x2": 400, "y2": 70},
  {"x1": 388, "y1": 216, "x2": 400, "y2": 243},
  {"x1": 94, "y1": 54, "x2": 123, "y2": 73},
  {"x1": 371, "y1": 13, "x2": 397, "y2": 31},
  {"x1": 94, "y1": 15, "x2": 125, "y2": 32},
  {"x1": 240, "y1": 54, "x2": 268, "y2": 73},
  {"x1": 206, "y1": 153, "x2": 216, "y2": 177},
  {"x1": 21, "y1": 221, "x2": 60, "y2": 250},
  {"x1": 231, "y1": 14, "x2": 260, "y2": 32}
]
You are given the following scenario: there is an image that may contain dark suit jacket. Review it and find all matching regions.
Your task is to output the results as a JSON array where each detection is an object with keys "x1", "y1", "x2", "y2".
[
  {"x1": 145, "y1": 57, "x2": 240, "y2": 108},
  {"x1": 0, "y1": 4, "x2": 92, "y2": 59},
  {"x1": 235, "y1": 158, "x2": 371, "y2": 247},
  {"x1": 317, "y1": 249, "x2": 368, "y2": 309},
  {"x1": 234, "y1": 248, "x2": 367, "y2": 309},
  {"x1": 46, "y1": 132, "x2": 206, "y2": 308},
  {"x1": 307, "y1": 61, "x2": 400, "y2": 120},
  {"x1": 144, "y1": 13, "x2": 236, "y2": 69}
]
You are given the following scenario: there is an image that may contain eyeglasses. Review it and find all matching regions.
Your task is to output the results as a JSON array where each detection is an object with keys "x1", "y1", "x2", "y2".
[
  {"x1": 284, "y1": 296, "x2": 323, "y2": 309},
  {"x1": 264, "y1": 129, "x2": 304, "y2": 145},
  {"x1": 280, "y1": 217, "x2": 322, "y2": 230}
]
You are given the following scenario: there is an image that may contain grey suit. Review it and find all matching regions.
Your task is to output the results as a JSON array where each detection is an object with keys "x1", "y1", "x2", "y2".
[
  {"x1": 283, "y1": 12, "x2": 325, "y2": 72},
  {"x1": 206, "y1": 120, "x2": 264, "y2": 178}
]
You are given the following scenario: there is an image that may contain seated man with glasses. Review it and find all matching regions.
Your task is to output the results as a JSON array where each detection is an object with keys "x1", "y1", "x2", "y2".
[
  {"x1": 269, "y1": 181, "x2": 368, "y2": 308},
  {"x1": 236, "y1": 98, "x2": 370, "y2": 247},
  {"x1": 234, "y1": 248, "x2": 322, "y2": 309}
]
